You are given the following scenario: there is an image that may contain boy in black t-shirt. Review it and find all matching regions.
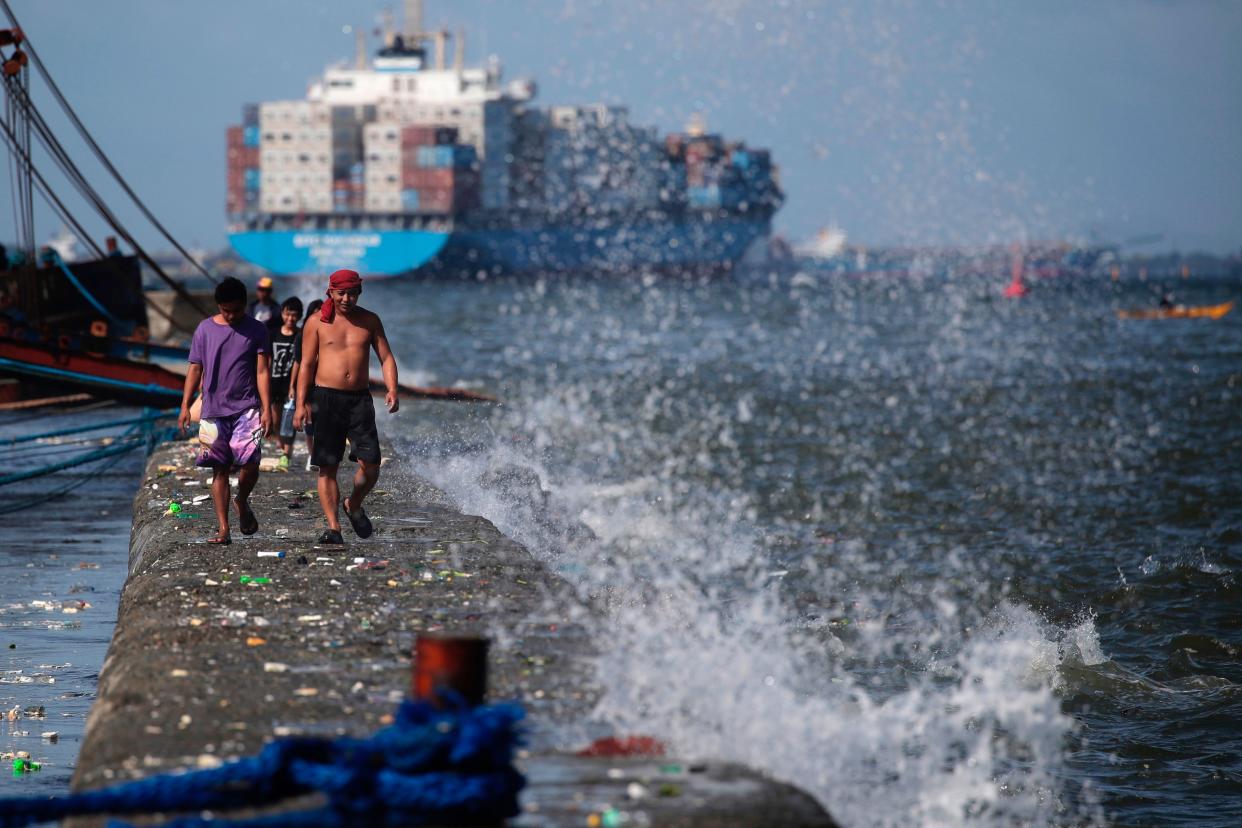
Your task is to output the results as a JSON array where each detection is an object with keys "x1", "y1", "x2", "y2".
[
  {"x1": 288, "y1": 299, "x2": 322, "y2": 471},
  {"x1": 268, "y1": 296, "x2": 302, "y2": 470}
]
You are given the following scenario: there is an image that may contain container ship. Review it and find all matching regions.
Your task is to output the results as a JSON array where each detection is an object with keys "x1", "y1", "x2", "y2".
[{"x1": 226, "y1": 1, "x2": 782, "y2": 278}]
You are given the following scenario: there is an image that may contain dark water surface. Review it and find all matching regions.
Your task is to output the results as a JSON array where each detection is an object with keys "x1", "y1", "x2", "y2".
[
  {"x1": 0, "y1": 405, "x2": 143, "y2": 793},
  {"x1": 375, "y1": 270, "x2": 1240, "y2": 827},
  {"x1": 2, "y1": 270, "x2": 1238, "y2": 826}
]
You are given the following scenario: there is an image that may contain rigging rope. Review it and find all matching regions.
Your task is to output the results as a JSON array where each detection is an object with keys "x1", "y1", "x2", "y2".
[
  {"x1": 0, "y1": 0, "x2": 218, "y2": 286},
  {"x1": 0, "y1": 424, "x2": 144, "y2": 487},
  {"x1": 0, "y1": 439, "x2": 138, "y2": 516},
  {"x1": 1, "y1": 408, "x2": 176, "y2": 445},
  {"x1": 0, "y1": 75, "x2": 215, "y2": 317},
  {"x1": 49, "y1": 249, "x2": 130, "y2": 331},
  {"x1": 0, "y1": 84, "x2": 203, "y2": 335}
]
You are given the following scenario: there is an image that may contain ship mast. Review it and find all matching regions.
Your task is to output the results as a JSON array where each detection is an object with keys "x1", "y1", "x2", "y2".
[{"x1": 405, "y1": 0, "x2": 424, "y2": 42}]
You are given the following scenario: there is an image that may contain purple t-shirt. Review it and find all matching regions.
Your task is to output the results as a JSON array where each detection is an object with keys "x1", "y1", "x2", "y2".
[{"x1": 189, "y1": 316, "x2": 270, "y2": 418}]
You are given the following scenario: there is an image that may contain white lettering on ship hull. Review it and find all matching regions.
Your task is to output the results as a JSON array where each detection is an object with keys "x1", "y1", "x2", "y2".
[{"x1": 292, "y1": 233, "x2": 383, "y2": 267}]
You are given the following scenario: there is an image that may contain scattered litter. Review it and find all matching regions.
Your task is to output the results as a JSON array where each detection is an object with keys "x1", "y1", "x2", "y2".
[
  {"x1": 239, "y1": 576, "x2": 271, "y2": 586},
  {"x1": 170, "y1": 669, "x2": 189, "y2": 678},
  {"x1": 40, "y1": 732, "x2": 58, "y2": 743},
  {"x1": 263, "y1": 663, "x2": 288, "y2": 673},
  {"x1": 293, "y1": 687, "x2": 319, "y2": 697},
  {"x1": 4, "y1": 706, "x2": 17, "y2": 722},
  {"x1": 297, "y1": 615, "x2": 323, "y2": 623},
  {"x1": 246, "y1": 637, "x2": 267, "y2": 647},
  {"x1": 257, "y1": 551, "x2": 285, "y2": 559},
  {"x1": 164, "y1": 502, "x2": 181, "y2": 516},
  {"x1": 191, "y1": 494, "x2": 210, "y2": 504},
  {"x1": 11, "y1": 758, "x2": 40, "y2": 774}
]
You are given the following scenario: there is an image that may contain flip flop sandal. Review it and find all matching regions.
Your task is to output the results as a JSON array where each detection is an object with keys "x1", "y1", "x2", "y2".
[
  {"x1": 317, "y1": 529, "x2": 345, "y2": 545},
  {"x1": 206, "y1": 534, "x2": 232, "y2": 545},
  {"x1": 343, "y1": 503, "x2": 373, "y2": 539},
  {"x1": 237, "y1": 501, "x2": 259, "y2": 536}
]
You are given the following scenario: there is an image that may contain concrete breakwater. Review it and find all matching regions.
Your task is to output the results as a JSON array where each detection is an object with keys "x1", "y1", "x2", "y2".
[{"x1": 68, "y1": 438, "x2": 837, "y2": 826}]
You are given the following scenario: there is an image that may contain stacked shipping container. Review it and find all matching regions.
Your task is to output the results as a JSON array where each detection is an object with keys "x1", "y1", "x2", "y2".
[
  {"x1": 229, "y1": 99, "x2": 777, "y2": 220},
  {"x1": 398, "y1": 126, "x2": 479, "y2": 214},
  {"x1": 539, "y1": 105, "x2": 662, "y2": 214},
  {"x1": 670, "y1": 133, "x2": 775, "y2": 211},
  {"x1": 225, "y1": 104, "x2": 260, "y2": 216}
]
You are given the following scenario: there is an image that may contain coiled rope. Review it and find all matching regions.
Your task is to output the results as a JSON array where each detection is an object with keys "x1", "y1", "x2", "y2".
[{"x1": 0, "y1": 699, "x2": 525, "y2": 828}]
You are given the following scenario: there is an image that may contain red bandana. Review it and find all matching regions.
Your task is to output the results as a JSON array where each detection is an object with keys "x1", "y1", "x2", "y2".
[{"x1": 321, "y1": 269, "x2": 362, "y2": 322}]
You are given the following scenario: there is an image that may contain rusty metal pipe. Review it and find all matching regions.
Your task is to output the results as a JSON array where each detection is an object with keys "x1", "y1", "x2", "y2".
[{"x1": 413, "y1": 634, "x2": 489, "y2": 707}]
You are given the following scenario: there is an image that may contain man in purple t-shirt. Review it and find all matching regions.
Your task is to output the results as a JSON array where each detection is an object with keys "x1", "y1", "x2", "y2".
[{"x1": 178, "y1": 277, "x2": 272, "y2": 545}]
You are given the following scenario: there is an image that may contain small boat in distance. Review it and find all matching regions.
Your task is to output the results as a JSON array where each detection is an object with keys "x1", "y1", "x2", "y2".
[{"x1": 1116, "y1": 300, "x2": 1234, "y2": 321}]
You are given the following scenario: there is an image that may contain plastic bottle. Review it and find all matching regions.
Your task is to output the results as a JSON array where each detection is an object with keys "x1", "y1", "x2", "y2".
[{"x1": 279, "y1": 398, "x2": 296, "y2": 439}]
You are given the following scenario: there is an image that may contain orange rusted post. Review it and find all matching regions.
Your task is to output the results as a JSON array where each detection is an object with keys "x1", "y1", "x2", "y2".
[{"x1": 413, "y1": 634, "x2": 489, "y2": 707}]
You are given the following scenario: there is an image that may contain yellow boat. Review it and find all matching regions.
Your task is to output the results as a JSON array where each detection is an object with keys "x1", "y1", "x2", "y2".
[{"x1": 1117, "y1": 300, "x2": 1234, "y2": 321}]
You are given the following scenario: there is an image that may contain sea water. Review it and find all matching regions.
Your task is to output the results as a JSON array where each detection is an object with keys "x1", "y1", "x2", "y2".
[
  {"x1": 2, "y1": 270, "x2": 1238, "y2": 826},
  {"x1": 381, "y1": 270, "x2": 1240, "y2": 827},
  {"x1": 0, "y1": 404, "x2": 144, "y2": 792}
]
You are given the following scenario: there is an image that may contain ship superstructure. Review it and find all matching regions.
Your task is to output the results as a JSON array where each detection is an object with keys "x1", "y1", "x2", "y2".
[{"x1": 226, "y1": 1, "x2": 782, "y2": 277}]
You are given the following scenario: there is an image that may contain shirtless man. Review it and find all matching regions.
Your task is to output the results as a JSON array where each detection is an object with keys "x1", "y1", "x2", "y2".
[{"x1": 293, "y1": 269, "x2": 399, "y2": 544}]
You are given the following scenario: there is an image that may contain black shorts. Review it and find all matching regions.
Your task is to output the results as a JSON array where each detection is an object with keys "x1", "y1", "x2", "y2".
[{"x1": 309, "y1": 386, "x2": 381, "y2": 467}]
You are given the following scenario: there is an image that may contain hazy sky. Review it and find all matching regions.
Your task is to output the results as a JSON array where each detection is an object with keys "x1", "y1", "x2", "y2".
[{"x1": 3, "y1": 0, "x2": 1240, "y2": 255}]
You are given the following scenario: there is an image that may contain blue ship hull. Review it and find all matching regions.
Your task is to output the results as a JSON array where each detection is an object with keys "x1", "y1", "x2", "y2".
[{"x1": 228, "y1": 214, "x2": 769, "y2": 278}]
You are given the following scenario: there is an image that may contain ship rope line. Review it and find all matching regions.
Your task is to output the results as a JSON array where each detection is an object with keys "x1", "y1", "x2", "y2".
[
  {"x1": 0, "y1": 71, "x2": 215, "y2": 325},
  {"x1": 0, "y1": 25, "x2": 213, "y2": 334},
  {"x1": 0, "y1": 411, "x2": 177, "y2": 516},
  {"x1": 0, "y1": 105, "x2": 195, "y2": 335},
  {"x1": 0, "y1": 0, "x2": 217, "y2": 288},
  {"x1": 2, "y1": 47, "x2": 33, "y2": 258}
]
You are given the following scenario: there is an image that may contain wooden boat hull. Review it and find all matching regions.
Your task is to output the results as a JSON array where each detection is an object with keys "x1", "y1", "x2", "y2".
[
  {"x1": 0, "y1": 337, "x2": 496, "y2": 407},
  {"x1": 1117, "y1": 301, "x2": 1234, "y2": 320},
  {"x1": 0, "y1": 337, "x2": 185, "y2": 407}
]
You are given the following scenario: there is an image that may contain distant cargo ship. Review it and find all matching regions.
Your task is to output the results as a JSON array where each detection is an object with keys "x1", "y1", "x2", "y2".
[{"x1": 226, "y1": 1, "x2": 782, "y2": 278}]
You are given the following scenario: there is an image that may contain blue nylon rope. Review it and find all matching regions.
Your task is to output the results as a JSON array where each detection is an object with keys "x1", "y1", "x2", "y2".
[
  {"x1": 49, "y1": 250, "x2": 132, "y2": 333},
  {"x1": 0, "y1": 408, "x2": 176, "y2": 445},
  {"x1": 0, "y1": 700, "x2": 525, "y2": 828},
  {"x1": 0, "y1": 420, "x2": 146, "y2": 487},
  {"x1": 0, "y1": 357, "x2": 182, "y2": 398}
]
